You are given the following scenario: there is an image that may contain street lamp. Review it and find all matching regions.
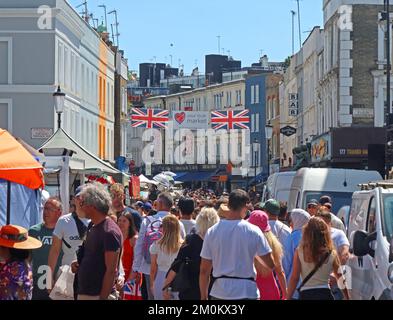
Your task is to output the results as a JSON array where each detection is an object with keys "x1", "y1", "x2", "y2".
[
  {"x1": 253, "y1": 138, "x2": 259, "y2": 190},
  {"x1": 265, "y1": 123, "x2": 274, "y2": 178},
  {"x1": 53, "y1": 86, "x2": 65, "y2": 130}
]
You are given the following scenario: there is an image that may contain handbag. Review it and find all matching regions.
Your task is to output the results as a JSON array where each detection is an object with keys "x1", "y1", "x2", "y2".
[
  {"x1": 170, "y1": 257, "x2": 193, "y2": 292},
  {"x1": 123, "y1": 279, "x2": 143, "y2": 300}
]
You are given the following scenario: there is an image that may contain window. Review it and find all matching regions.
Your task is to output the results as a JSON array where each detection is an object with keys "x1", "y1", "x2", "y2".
[
  {"x1": 0, "y1": 100, "x2": 12, "y2": 132},
  {"x1": 251, "y1": 85, "x2": 255, "y2": 104},
  {"x1": 367, "y1": 197, "x2": 377, "y2": 234},
  {"x1": 383, "y1": 195, "x2": 393, "y2": 242},
  {"x1": 58, "y1": 42, "x2": 63, "y2": 86},
  {"x1": 255, "y1": 113, "x2": 260, "y2": 132},
  {"x1": 251, "y1": 114, "x2": 255, "y2": 132},
  {"x1": 64, "y1": 47, "x2": 68, "y2": 88},
  {"x1": 255, "y1": 85, "x2": 260, "y2": 104},
  {"x1": 71, "y1": 53, "x2": 75, "y2": 93}
]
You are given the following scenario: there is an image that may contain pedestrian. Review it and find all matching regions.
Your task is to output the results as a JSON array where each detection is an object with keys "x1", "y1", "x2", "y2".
[
  {"x1": 163, "y1": 207, "x2": 220, "y2": 300},
  {"x1": 263, "y1": 199, "x2": 293, "y2": 281},
  {"x1": 0, "y1": 225, "x2": 42, "y2": 300},
  {"x1": 199, "y1": 189, "x2": 275, "y2": 300},
  {"x1": 178, "y1": 198, "x2": 196, "y2": 235},
  {"x1": 117, "y1": 212, "x2": 139, "y2": 284},
  {"x1": 319, "y1": 196, "x2": 346, "y2": 233},
  {"x1": 110, "y1": 183, "x2": 142, "y2": 232},
  {"x1": 248, "y1": 210, "x2": 288, "y2": 300},
  {"x1": 29, "y1": 197, "x2": 63, "y2": 300},
  {"x1": 316, "y1": 209, "x2": 350, "y2": 300},
  {"x1": 71, "y1": 183, "x2": 123, "y2": 300},
  {"x1": 170, "y1": 206, "x2": 181, "y2": 220},
  {"x1": 132, "y1": 193, "x2": 186, "y2": 300},
  {"x1": 143, "y1": 202, "x2": 153, "y2": 216},
  {"x1": 279, "y1": 202, "x2": 290, "y2": 227},
  {"x1": 287, "y1": 217, "x2": 345, "y2": 300},
  {"x1": 48, "y1": 188, "x2": 89, "y2": 289},
  {"x1": 306, "y1": 199, "x2": 319, "y2": 216},
  {"x1": 150, "y1": 215, "x2": 183, "y2": 300},
  {"x1": 288, "y1": 209, "x2": 311, "y2": 299}
]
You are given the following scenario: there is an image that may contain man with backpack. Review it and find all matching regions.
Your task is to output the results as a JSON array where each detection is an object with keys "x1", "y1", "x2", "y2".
[{"x1": 131, "y1": 192, "x2": 185, "y2": 300}]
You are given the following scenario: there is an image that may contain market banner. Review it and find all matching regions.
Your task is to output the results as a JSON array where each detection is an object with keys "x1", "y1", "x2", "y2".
[{"x1": 172, "y1": 111, "x2": 209, "y2": 130}]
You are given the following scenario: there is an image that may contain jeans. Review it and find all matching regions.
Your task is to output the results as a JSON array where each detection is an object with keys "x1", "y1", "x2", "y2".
[
  {"x1": 299, "y1": 288, "x2": 334, "y2": 300},
  {"x1": 144, "y1": 274, "x2": 154, "y2": 300}
]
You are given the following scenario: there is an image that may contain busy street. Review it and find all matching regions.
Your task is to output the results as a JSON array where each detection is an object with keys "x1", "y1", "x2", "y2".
[{"x1": 1, "y1": 0, "x2": 393, "y2": 307}]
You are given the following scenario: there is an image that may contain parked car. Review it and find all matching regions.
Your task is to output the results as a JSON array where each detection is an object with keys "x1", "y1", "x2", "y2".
[
  {"x1": 287, "y1": 168, "x2": 382, "y2": 213},
  {"x1": 347, "y1": 181, "x2": 393, "y2": 300}
]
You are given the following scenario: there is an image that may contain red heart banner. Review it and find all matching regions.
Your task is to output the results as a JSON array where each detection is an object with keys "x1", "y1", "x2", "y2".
[{"x1": 175, "y1": 112, "x2": 186, "y2": 124}]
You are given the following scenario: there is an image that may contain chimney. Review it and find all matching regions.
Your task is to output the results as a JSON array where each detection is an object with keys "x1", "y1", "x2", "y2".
[{"x1": 260, "y1": 55, "x2": 269, "y2": 68}]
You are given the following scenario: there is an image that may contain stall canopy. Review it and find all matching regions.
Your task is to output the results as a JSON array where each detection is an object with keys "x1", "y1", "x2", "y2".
[
  {"x1": 0, "y1": 128, "x2": 44, "y2": 226},
  {"x1": 0, "y1": 129, "x2": 44, "y2": 189},
  {"x1": 40, "y1": 128, "x2": 120, "y2": 175}
]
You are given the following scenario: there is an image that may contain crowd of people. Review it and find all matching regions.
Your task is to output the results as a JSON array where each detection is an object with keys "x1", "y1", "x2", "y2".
[{"x1": 0, "y1": 183, "x2": 350, "y2": 300}]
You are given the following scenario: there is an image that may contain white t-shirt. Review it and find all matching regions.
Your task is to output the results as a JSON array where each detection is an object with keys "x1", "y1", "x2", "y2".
[
  {"x1": 331, "y1": 213, "x2": 346, "y2": 233},
  {"x1": 200, "y1": 219, "x2": 272, "y2": 300},
  {"x1": 53, "y1": 213, "x2": 89, "y2": 266},
  {"x1": 149, "y1": 241, "x2": 179, "y2": 272},
  {"x1": 331, "y1": 228, "x2": 350, "y2": 251},
  {"x1": 180, "y1": 219, "x2": 196, "y2": 235}
]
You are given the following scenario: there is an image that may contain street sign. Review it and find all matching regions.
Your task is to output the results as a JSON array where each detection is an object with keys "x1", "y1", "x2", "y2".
[
  {"x1": 289, "y1": 93, "x2": 299, "y2": 117},
  {"x1": 280, "y1": 126, "x2": 297, "y2": 137}
]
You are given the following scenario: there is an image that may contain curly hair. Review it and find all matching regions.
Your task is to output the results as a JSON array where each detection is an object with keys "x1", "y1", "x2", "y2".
[{"x1": 301, "y1": 217, "x2": 335, "y2": 264}]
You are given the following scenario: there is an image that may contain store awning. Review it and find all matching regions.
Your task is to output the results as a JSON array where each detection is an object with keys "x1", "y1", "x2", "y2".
[
  {"x1": 176, "y1": 171, "x2": 216, "y2": 182},
  {"x1": 40, "y1": 128, "x2": 120, "y2": 175}
]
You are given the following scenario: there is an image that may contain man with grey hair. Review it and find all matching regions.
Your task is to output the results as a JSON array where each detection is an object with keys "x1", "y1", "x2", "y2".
[
  {"x1": 131, "y1": 192, "x2": 186, "y2": 300},
  {"x1": 70, "y1": 183, "x2": 123, "y2": 300}
]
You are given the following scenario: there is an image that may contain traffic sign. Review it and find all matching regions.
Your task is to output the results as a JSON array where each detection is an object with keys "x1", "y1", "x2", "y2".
[{"x1": 280, "y1": 126, "x2": 297, "y2": 137}]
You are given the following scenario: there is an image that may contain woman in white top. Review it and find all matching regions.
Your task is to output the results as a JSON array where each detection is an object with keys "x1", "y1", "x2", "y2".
[
  {"x1": 287, "y1": 217, "x2": 345, "y2": 300},
  {"x1": 150, "y1": 215, "x2": 183, "y2": 300}
]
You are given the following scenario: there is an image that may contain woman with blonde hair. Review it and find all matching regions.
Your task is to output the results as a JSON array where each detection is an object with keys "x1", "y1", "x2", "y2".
[
  {"x1": 287, "y1": 217, "x2": 345, "y2": 300},
  {"x1": 248, "y1": 210, "x2": 287, "y2": 300},
  {"x1": 162, "y1": 207, "x2": 220, "y2": 300},
  {"x1": 150, "y1": 215, "x2": 183, "y2": 300}
]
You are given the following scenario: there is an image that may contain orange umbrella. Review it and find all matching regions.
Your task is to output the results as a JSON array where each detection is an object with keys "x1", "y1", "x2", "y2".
[{"x1": 0, "y1": 128, "x2": 44, "y2": 189}]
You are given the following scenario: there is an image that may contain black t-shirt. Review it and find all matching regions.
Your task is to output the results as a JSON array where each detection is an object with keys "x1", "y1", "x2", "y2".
[
  {"x1": 77, "y1": 218, "x2": 123, "y2": 296},
  {"x1": 170, "y1": 233, "x2": 203, "y2": 300}
]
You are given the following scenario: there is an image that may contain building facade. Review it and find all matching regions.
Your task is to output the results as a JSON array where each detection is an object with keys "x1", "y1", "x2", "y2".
[{"x1": 0, "y1": 0, "x2": 115, "y2": 162}]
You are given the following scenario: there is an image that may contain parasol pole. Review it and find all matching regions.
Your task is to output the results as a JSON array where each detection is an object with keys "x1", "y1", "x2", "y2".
[{"x1": 6, "y1": 181, "x2": 11, "y2": 225}]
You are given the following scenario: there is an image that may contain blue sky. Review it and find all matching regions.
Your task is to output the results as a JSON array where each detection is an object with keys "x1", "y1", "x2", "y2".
[{"x1": 68, "y1": 0, "x2": 323, "y2": 74}]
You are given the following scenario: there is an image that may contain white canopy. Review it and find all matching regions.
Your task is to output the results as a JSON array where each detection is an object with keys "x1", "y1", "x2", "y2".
[{"x1": 139, "y1": 174, "x2": 158, "y2": 185}]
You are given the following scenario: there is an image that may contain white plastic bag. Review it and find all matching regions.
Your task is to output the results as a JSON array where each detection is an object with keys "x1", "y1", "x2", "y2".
[{"x1": 49, "y1": 265, "x2": 75, "y2": 301}]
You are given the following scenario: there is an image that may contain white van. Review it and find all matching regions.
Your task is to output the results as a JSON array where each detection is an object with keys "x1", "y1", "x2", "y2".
[
  {"x1": 347, "y1": 182, "x2": 393, "y2": 300},
  {"x1": 287, "y1": 168, "x2": 382, "y2": 213},
  {"x1": 262, "y1": 172, "x2": 296, "y2": 204}
]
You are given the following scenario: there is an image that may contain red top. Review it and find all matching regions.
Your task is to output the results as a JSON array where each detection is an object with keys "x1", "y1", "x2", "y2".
[{"x1": 122, "y1": 238, "x2": 134, "y2": 280}]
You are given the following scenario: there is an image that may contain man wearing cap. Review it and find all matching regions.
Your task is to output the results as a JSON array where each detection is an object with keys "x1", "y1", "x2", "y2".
[
  {"x1": 264, "y1": 199, "x2": 293, "y2": 281},
  {"x1": 319, "y1": 196, "x2": 346, "y2": 233},
  {"x1": 306, "y1": 199, "x2": 319, "y2": 216},
  {"x1": 29, "y1": 197, "x2": 63, "y2": 300},
  {"x1": 48, "y1": 186, "x2": 90, "y2": 288}
]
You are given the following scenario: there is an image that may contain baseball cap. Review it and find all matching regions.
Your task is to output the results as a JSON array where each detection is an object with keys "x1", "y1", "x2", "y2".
[
  {"x1": 248, "y1": 210, "x2": 271, "y2": 233},
  {"x1": 319, "y1": 196, "x2": 332, "y2": 206},
  {"x1": 143, "y1": 202, "x2": 152, "y2": 211},
  {"x1": 307, "y1": 199, "x2": 319, "y2": 207},
  {"x1": 75, "y1": 185, "x2": 84, "y2": 197},
  {"x1": 262, "y1": 199, "x2": 281, "y2": 216},
  {"x1": 136, "y1": 201, "x2": 144, "y2": 208}
]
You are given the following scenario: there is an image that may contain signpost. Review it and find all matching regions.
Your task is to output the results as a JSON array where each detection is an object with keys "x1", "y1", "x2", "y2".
[{"x1": 280, "y1": 126, "x2": 297, "y2": 137}]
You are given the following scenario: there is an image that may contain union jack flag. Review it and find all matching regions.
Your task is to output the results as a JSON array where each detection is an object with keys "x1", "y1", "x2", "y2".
[
  {"x1": 131, "y1": 108, "x2": 169, "y2": 129},
  {"x1": 211, "y1": 109, "x2": 250, "y2": 130},
  {"x1": 123, "y1": 280, "x2": 143, "y2": 300}
]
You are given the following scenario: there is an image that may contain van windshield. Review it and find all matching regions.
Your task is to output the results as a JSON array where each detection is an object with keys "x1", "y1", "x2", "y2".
[
  {"x1": 383, "y1": 195, "x2": 393, "y2": 242},
  {"x1": 303, "y1": 191, "x2": 354, "y2": 214}
]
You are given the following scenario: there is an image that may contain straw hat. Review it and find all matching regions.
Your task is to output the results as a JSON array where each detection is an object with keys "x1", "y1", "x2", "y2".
[
  {"x1": 0, "y1": 225, "x2": 42, "y2": 250},
  {"x1": 217, "y1": 204, "x2": 230, "y2": 219}
]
